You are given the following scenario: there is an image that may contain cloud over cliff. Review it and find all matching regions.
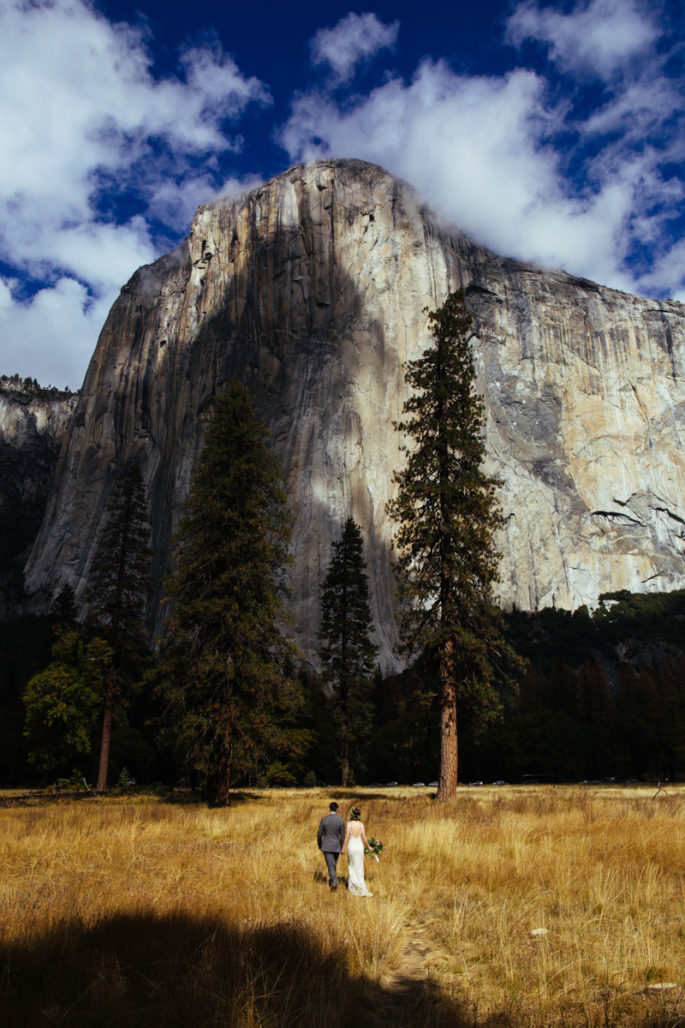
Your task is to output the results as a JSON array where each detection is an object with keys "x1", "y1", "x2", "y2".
[
  {"x1": 282, "y1": 0, "x2": 683, "y2": 303},
  {"x1": 0, "y1": 0, "x2": 682, "y2": 388},
  {"x1": 0, "y1": 0, "x2": 269, "y2": 387}
]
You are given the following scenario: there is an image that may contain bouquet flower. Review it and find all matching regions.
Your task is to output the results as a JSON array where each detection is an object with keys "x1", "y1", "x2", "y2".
[{"x1": 364, "y1": 837, "x2": 384, "y2": 861}]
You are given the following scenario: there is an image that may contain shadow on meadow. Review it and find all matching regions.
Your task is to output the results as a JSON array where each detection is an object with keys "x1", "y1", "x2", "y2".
[
  {"x1": 327, "y1": 789, "x2": 401, "y2": 803},
  {"x1": 0, "y1": 787, "x2": 270, "y2": 809},
  {"x1": 1, "y1": 887, "x2": 681, "y2": 1028},
  {"x1": 0, "y1": 911, "x2": 501, "y2": 1028}
]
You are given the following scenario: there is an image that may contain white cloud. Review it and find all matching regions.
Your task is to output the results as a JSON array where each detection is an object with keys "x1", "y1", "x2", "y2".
[
  {"x1": 506, "y1": 0, "x2": 659, "y2": 79},
  {"x1": 0, "y1": 0, "x2": 270, "y2": 388},
  {"x1": 281, "y1": 4, "x2": 684, "y2": 302},
  {"x1": 310, "y1": 12, "x2": 399, "y2": 84},
  {"x1": 0, "y1": 277, "x2": 113, "y2": 389},
  {"x1": 281, "y1": 61, "x2": 618, "y2": 276},
  {"x1": 639, "y1": 236, "x2": 685, "y2": 300},
  {"x1": 582, "y1": 77, "x2": 679, "y2": 143},
  {"x1": 149, "y1": 171, "x2": 266, "y2": 229}
]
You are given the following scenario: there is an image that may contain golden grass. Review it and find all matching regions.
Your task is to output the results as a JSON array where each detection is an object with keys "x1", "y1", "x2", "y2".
[{"x1": 1, "y1": 785, "x2": 684, "y2": 1026}]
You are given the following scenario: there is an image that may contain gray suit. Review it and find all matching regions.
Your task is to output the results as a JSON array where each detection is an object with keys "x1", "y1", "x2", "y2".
[{"x1": 317, "y1": 811, "x2": 345, "y2": 888}]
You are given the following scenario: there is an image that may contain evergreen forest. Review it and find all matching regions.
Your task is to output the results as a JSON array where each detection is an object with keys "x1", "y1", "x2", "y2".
[{"x1": 2, "y1": 577, "x2": 683, "y2": 792}]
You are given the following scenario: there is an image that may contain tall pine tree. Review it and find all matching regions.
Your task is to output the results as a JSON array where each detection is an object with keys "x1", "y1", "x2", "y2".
[
  {"x1": 387, "y1": 289, "x2": 519, "y2": 800},
  {"x1": 158, "y1": 380, "x2": 307, "y2": 805},
  {"x1": 86, "y1": 463, "x2": 152, "y2": 792},
  {"x1": 319, "y1": 517, "x2": 378, "y2": 786}
]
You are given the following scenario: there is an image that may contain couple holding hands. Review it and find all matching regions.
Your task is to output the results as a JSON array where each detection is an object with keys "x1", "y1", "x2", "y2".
[{"x1": 317, "y1": 801, "x2": 373, "y2": 897}]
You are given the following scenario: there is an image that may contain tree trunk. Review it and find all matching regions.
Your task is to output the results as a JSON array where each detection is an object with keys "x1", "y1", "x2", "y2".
[
  {"x1": 96, "y1": 675, "x2": 114, "y2": 793},
  {"x1": 208, "y1": 734, "x2": 231, "y2": 806},
  {"x1": 436, "y1": 637, "x2": 458, "y2": 800},
  {"x1": 436, "y1": 396, "x2": 459, "y2": 801},
  {"x1": 341, "y1": 730, "x2": 349, "y2": 787}
]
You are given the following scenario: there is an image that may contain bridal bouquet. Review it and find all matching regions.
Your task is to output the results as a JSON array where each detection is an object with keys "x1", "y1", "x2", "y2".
[{"x1": 365, "y1": 837, "x2": 384, "y2": 861}]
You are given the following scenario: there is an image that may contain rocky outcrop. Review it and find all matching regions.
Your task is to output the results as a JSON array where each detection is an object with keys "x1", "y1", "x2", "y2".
[
  {"x1": 0, "y1": 379, "x2": 76, "y2": 617},
  {"x1": 23, "y1": 160, "x2": 685, "y2": 669}
]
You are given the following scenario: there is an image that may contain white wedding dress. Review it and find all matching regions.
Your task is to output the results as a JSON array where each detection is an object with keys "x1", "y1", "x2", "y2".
[{"x1": 346, "y1": 822, "x2": 373, "y2": 897}]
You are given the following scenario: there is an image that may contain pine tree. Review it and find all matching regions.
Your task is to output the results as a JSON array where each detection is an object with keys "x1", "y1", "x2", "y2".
[
  {"x1": 85, "y1": 463, "x2": 152, "y2": 792},
  {"x1": 51, "y1": 584, "x2": 77, "y2": 627},
  {"x1": 387, "y1": 289, "x2": 520, "y2": 800},
  {"x1": 158, "y1": 380, "x2": 307, "y2": 805},
  {"x1": 319, "y1": 517, "x2": 378, "y2": 785}
]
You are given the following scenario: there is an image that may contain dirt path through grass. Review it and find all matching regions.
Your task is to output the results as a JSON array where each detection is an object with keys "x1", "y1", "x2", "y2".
[{"x1": 366, "y1": 912, "x2": 458, "y2": 1025}]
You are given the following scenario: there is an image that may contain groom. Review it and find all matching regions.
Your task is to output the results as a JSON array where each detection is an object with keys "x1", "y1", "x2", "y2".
[{"x1": 317, "y1": 801, "x2": 345, "y2": 891}]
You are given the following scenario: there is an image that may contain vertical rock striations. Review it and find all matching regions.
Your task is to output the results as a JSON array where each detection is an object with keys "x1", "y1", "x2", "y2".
[
  {"x1": 0, "y1": 379, "x2": 76, "y2": 617},
  {"x1": 23, "y1": 160, "x2": 685, "y2": 669}
]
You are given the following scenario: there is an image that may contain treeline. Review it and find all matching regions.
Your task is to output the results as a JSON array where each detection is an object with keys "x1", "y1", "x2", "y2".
[
  {"x1": 492, "y1": 594, "x2": 685, "y2": 784},
  {"x1": 1, "y1": 589, "x2": 684, "y2": 790},
  {"x1": 376, "y1": 592, "x2": 685, "y2": 785},
  {"x1": 0, "y1": 373, "x2": 75, "y2": 398}
]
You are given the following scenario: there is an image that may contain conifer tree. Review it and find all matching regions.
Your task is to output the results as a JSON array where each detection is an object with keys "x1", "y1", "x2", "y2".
[
  {"x1": 86, "y1": 463, "x2": 152, "y2": 792},
  {"x1": 387, "y1": 289, "x2": 520, "y2": 800},
  {"x1": 51, "y1": 584, "x2": 77, "y2": 627},
  {"x1": 319, "y1": 517, "x2": 378, "y2": 785},
  {"x1": 158, "y1": 380, "x2": 307, "y2": 805}
]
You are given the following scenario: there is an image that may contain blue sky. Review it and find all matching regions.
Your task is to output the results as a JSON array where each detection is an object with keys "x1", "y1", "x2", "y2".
[{"x1": 0, "y1": 0, "x2": 683, "y2": 388}]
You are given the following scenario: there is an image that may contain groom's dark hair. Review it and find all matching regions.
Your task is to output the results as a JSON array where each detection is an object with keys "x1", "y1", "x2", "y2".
[{"x1": 329, "y1": 802, "x2": 339, "y2": 811}]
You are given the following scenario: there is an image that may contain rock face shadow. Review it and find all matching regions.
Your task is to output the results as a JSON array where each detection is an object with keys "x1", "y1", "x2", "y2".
[{"x1": 25, "y1": 168, "x2": 412, "y2": 671}]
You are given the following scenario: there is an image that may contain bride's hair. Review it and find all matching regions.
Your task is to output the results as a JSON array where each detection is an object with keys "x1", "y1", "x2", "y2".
[{"x1": 350, "y1": 807, "x2": 361, "y2": 820}]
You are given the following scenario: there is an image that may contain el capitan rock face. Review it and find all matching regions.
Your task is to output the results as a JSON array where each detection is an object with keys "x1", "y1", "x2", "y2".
[{"x1": 23, "y1": 160, "x2": 685, "y2": 669}]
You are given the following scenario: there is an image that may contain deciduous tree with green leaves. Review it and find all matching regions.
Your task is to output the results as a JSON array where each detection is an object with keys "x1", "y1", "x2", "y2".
[
  {"x1": 158, "y1": 381, "x2": 308, "y2": 805},
  {"x1": 387, "y1": 289, "x2": 520, "y2": 800},
  {"x1": 23, "y1": 628, "x2": 112, "y2": 776},
  {"x1": 319, "y1": 517, "x2": 378, "y2": 785},
  {"x1": 85, "y1": 463, "x2": 152, "y2": 792}
]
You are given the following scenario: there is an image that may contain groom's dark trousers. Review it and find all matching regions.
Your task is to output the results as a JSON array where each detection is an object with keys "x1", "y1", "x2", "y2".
[{"x1": 317, "y1": 812, "x2": 345, "y2": 888}]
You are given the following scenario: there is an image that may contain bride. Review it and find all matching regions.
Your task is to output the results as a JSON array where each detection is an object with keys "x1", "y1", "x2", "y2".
[{"x1": 342, "y1": 807, "x2": 373, "y2": 897}]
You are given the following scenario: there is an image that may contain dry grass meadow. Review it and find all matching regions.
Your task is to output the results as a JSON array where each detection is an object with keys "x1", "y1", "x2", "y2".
[{"x1": 1, "y1": 784, "x2": 684, "y2": 1027}]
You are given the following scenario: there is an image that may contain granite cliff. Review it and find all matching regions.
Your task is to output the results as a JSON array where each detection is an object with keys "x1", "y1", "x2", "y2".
[
  {"x1": 0, "y1": 378, "x2": 76, "y2": 617},
  {"x1": 23, "y1": 160, "x2": 685, "y2": 668}
]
